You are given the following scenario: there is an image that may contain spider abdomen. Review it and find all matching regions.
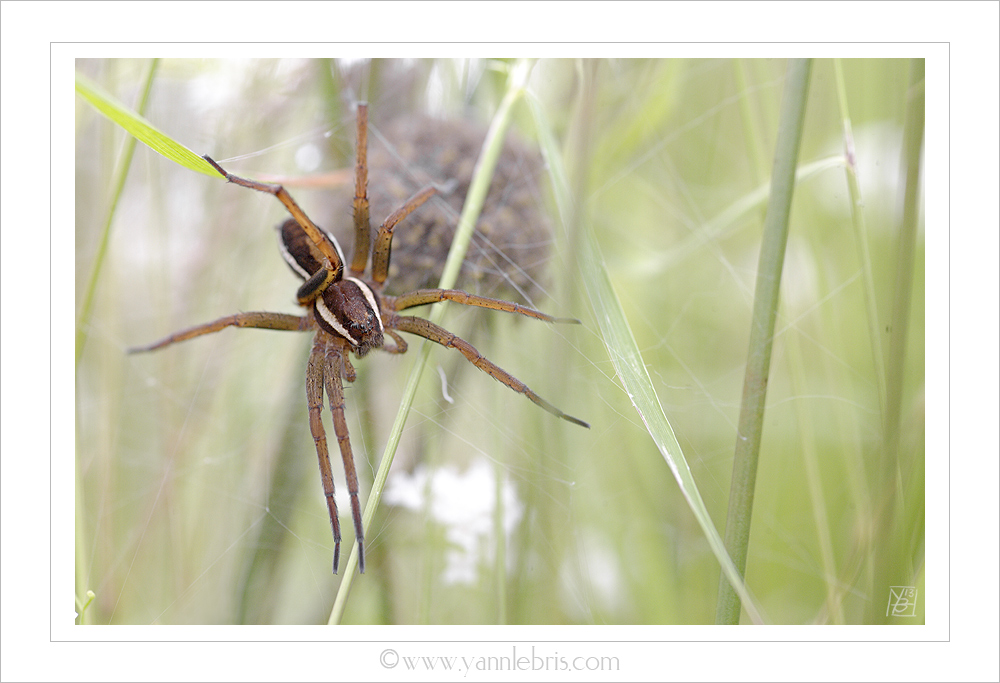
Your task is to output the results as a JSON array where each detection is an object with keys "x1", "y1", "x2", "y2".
[
  {"x1": 279, "y1": 218, "x2": 346, "y2": 282},
  {"x1": 314, "y1": 277, "x2": 385, "y2": 356}
]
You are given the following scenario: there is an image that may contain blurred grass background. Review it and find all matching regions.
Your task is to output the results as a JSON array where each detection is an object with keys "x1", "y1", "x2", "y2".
[{"x1": 75, "y1": 58, "x2": 924, "y2": 624}]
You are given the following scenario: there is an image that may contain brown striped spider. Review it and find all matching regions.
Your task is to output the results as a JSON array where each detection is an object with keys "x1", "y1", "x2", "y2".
[{"x1": 130, "y1": 103, "x2": 588, "y2": 575}]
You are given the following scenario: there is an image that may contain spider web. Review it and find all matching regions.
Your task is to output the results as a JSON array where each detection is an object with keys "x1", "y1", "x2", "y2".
[{"x1": 75, "y1": 58, "x2": 924, "y2": 625}]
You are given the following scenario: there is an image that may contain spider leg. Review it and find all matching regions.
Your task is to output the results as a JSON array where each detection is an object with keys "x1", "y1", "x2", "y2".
[
  {"x1": 202, "y1": 155, "x2": 344, "y2": 277},
  {"x1": 387, "y1": 289, "x2": 582, "y2": 324},
  {"x1": 370, "y1": 186, "x2": 439, "y2": 287},
  {"x1": 387, "y1": 314, "x2": 590, "y2": 429},
  {"x1": 349, "y1": 103, "x2": 371, "y2": 278},
  {"x1": 128, "y1": 312, "x2": 312, "y2": 353},
  {"x1": 321, "y1": 334, "x2": 366, "y2": 574},
  {"x1": 307, "y1": 333, "x2": 344, "y2": 574}
]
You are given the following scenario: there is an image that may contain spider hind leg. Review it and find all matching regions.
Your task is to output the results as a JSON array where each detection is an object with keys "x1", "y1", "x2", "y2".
[
  {"x1": 323, "y1": 337, "x2": 366, "y2": 574},
  {"x1": 306, "y1": 334, "x2": 345, "y2": 573}
]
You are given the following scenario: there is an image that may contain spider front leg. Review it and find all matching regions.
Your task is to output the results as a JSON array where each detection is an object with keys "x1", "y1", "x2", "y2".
[
  {"x1": 203, "y1": 155, "x2": 344, "y2": 280},
  {"x1": 307, "y1": 330, "x2": 367, "y2": 574},
  {"x1": 370, "y1": 185, "x2": 439, "y2": 286},
  {"x1": 349, "y1": 102, "x2": 371, "y2": 277},
  {"x1": 346, "y1": 101, "x2": 439, "y2": 284}
]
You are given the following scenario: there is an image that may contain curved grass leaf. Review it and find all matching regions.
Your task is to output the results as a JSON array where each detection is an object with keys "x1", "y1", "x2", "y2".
[
  {"x1": 75, "y1": 71, "x2": 216, "y2": 176},
  {"x1": 527, "y1": 86, "x2": 765, "y2": 625}
]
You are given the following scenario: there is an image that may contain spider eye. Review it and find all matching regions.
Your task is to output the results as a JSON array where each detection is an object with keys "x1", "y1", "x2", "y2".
[
  {"x1": 314, "y1": 279, "x2": 384, "y2": 355},
  {"x1": 278, "y1": 218, "x2": 345, "y2": 282}
]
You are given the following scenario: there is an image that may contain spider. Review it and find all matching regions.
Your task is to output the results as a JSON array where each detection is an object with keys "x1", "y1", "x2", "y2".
[{"x1": 130, "y1": 103, "x2": 589, "y2": 575}]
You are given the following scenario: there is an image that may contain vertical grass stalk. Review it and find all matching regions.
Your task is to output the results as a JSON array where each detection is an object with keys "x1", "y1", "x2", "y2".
[
  {"x1": 715, "y1": 58, "x2": 812, "y2": 625},
  {"x1": 75, "y1": 61, "x2": 160, "y2": 625},
  {"x1": 867, "y1": 58, "x2": 924, "y2": 623},
  {"x1": 75, "y1": 60, "x2": 160, "y2": 367},
  {"x1": 540, "y1": 60, "x2": 763, "y2": 624},
  {"x1": 832, "y1": 58, "x2": 888, "y2": 426}
]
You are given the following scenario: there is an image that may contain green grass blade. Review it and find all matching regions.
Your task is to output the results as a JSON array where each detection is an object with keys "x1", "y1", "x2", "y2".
[
  {"x1": 833, "y1": 58, "x2": 887, "y2": 424},
  {"x1": 530, "y1": 70, "x2": 764, "y2": 625},
  {"x1": 75, "y1": 60, "x2": 160, "y2": 367},
  {"x1": 76, "y1": 60, "x2": 160, "y2": 625},
  {"x1": 715, "y1": 58, "x2": 813, "y2": 624},
  {"x1": 867, "y1": 58, "x2": 925, "y2": 624},
  {"x1": 579, "y1": 224, "x2": 764, "y2": 624},
  {"x1": 75, "y1": 70, "x2": 216, "y2": 176}
]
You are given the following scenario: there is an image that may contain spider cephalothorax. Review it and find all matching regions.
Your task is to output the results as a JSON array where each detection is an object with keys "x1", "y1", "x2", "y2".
[{"x1": 131, "y1": 103, "x2": 588, "y2": 575}]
